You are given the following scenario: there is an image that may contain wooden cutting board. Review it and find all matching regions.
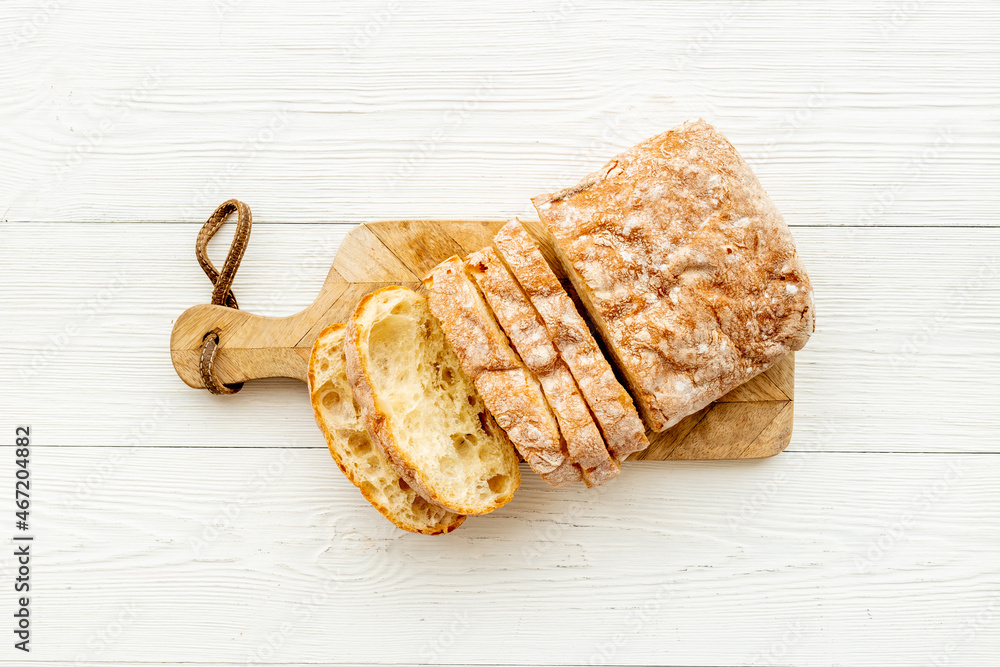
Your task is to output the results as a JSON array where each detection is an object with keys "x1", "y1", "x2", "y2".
[{"x1": 171, "y1": 220, "x2": 795, "y2": 461}]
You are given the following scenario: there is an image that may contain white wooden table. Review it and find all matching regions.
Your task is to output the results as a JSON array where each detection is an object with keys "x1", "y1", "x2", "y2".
[{"x1": 2, "y1": 2, "x2": 998, "y2": 665}]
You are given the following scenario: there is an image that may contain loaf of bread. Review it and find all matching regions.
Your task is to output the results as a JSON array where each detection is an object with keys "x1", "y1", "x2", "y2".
[
  {"x1": 466, "y1": 247, "x2": 619, "y2": 486},
  {"x1": 301, "y1": 118, "x2": 815, "y2": 530},
  {"x1": 425, "y1": 256, "x2": 582, "y2": 487},
  {"x1": 492, "y1": 219, "x2": 649, "y2": 460},
  {"x1": 532, "y1": 118, "x2": 814, "y2": 432},
  {"x1": 344, "y1": 286, "x2": 520, "y2": 515},
  {"x1": 308, "y1": 324, "x2": 466, "y2": 534}
]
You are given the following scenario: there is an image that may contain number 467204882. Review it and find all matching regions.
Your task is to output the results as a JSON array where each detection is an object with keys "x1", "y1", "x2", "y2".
[{"x1": 15, "y1": 426, "x2": 29, "y2": 530}]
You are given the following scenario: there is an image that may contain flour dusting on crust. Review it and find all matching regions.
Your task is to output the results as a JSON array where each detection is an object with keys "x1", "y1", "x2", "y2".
[{"x1": 532, "y1": 118, "x2": 814, "y2": 432}]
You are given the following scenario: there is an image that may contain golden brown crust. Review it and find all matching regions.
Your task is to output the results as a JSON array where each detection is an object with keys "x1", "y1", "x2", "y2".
[
  {"x1": 308, "y1": 323, "x2": 466, "y2": 535},
  {"x1": 532, "y1": 118, "x2": 814, "y2": 432},
  {"x1": 493, "y1": 220, "x2": 649, "y2": 460},
  {"x1": 425, "y1": 257, "x2": 581, "y2": 487},
  {"x1": 467, "y1": 248, "x2": 620, "y2": 486}
]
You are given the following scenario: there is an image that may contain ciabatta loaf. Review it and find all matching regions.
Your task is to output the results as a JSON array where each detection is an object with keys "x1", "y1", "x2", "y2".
[
  {"x1": 493, "y1": 220, "x2": 649, "y2": 460},
  {"x1": 532, "y1": 118, "x2": 814, "y2": 432},
  {"x1": 344, "y1": 286, "x2": 520, "y2": 515},
  {"x1": 467, "y1": 247, "x2": 619, "y2": 486},
  {"x1": 425, "y1": 256, "x2": 582, "y2": 487},
  {"x1": 308, "y1": 324, "x2": 465, "y2": 534}
]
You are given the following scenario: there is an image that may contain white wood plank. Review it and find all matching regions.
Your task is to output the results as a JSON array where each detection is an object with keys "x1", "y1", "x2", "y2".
[
  {"x1": 1, "y1": 224, "x2": 997, "y2": 454},
  {"x1": 4, "y1": 448, "x2": 996, "y2": 665},
  {"x1": 1, "y1": 0, "x2": 997, "y2": 225}
]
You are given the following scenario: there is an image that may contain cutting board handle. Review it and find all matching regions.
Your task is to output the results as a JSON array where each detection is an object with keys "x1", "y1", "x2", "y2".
[{"x1": 170, "y1": 303, "x2": 320, "y2": 389}]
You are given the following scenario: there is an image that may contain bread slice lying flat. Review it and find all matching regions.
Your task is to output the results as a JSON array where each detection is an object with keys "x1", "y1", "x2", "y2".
[
  {"x1": 532, "y1": 119, "x2": 814, "y2": 432},
  {"x1": 425, "y1": 256, "x2": 582, "y2": 487},
  {"x1": 467, "y1": 247, "x2": 620, "y2": 486},
  {"x1": 493, "y1": 219, "x2": 649, "y2": 461},
  {"x1": 344, "y1": 286, "x2": 520, "y2": 515},
  {"x1": 308, "y1": 324, "x2": 466, "y2": 534}
]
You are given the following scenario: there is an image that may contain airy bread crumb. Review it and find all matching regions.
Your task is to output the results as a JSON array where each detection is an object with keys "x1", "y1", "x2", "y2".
[
  {"x1": 344, "y1": 286, "x2": 520, "y2": 515},
  {"x1": 308, "y1": 324, "x2": 466, "y2": 534}
]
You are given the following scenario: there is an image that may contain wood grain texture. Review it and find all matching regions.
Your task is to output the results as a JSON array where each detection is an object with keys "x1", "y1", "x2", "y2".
[
  {"x1": 169, "y1": 219, "x2": 796, "y2": 460},
  {"x1": 3, "y1": 447, "x2": 996, "y2": 666},
  {"x1": 0, "y1": 1, "x2": 997, "y2": 227},
  {"x1": 3, "y1": 224, "x2": 997, "y2": 456}
]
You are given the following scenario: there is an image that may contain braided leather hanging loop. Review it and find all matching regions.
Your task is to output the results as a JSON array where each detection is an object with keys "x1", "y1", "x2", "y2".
[{"x1": 195, "y1": 199, "x2": 252, "y2": 394}]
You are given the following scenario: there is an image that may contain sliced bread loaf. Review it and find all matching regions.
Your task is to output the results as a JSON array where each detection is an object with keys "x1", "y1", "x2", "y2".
[
  {"x1": 493, "y1": 219, "x2": 649, "y2": 460},
  {"x1": 344, "y1": 286, "x2": 520, "y2": 515},
  {"x1": 308, "y1": 324, "x2": 466, "y2": 534},
  {"x1": 425, "y1": 256, "x2": 582, "y2": 487},
  {"x1": 466, "y1": 247, "x2": 620, "y2": 486}
]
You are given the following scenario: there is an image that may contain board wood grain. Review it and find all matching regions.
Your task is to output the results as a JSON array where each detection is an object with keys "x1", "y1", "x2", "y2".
[{"x1": 170, "y1": 220, "x2": 797, "y2": 461}]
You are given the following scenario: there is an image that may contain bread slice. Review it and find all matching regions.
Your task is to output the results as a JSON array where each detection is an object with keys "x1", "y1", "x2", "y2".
[
  {"x1": 466, "y1": 247, "x2": 620, "y2": 486},
  {"x1": 344, "y1": 286, "x2": 520, "y2": 515},
  {"x1": 532, "y1": 118, "x2": 814, "y2": 432},
  {"x1": 424, "y1": 256, "x2": 582, "y2": 487},
  {"x1": 492, "y1": 219, "x2": 649, "y2": 460},
  {"x1": 308, "y1": 324, "x2": 466, "y2": 534}
]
